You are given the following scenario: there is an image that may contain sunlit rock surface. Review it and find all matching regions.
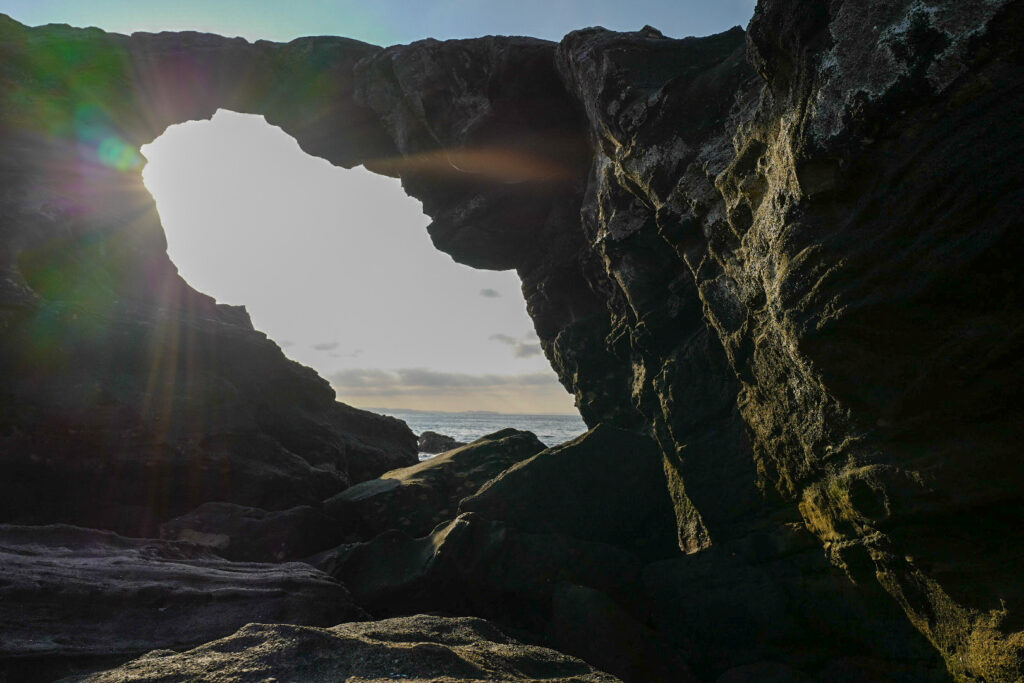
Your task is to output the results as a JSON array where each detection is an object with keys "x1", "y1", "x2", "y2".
[
  {"x1": 65, "y1": 615, "x2": 621, "y2": 683},
  {"x1": 325, "y1": 427, "x2": 545, "y2": 538},
  {"x1": 1, "y1": 0, "x2": 1023, "y2": 680}
]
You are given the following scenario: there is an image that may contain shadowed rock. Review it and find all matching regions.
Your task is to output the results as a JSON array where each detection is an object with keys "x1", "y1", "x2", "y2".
[
  {"x1": 418, "y1": 429, "x2": 467, "y2": 453},
  {"x1": 313, "y1": 513, "x2": 688, "y2": 681},
  {"x1": 65, "y1": 614, "x2": 621, "y2": 683},
  {"x1": 460, "y1": 424, "x2": 680, "y2": 561},
  {"x1": 159, "y1": 502, "x2": 346, "y2": 562},
  {"x1": 324, "y1": 428, "x2": 545, "y2": 539}
]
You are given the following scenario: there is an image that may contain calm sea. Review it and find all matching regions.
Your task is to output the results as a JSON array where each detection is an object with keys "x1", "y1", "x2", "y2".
[{"x1": 370, "y1": 408, "x2": 589, "y2": 460}]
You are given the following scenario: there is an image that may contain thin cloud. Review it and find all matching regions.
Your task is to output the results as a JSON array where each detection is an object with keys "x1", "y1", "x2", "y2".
[
  {"x1": 490, "y1": 332, "x2": 542, "y2": 359},
  {"x1": 329, "y1": 368, "x2": 397, "y2": 388},
  {"x1": 514, "y1": 343, "x2": 542, "y2": 358},
  {"x1": 312, "y1": 341, "x2": 340, "y2": 351},
  {"x1": 479, "y1": 288, "x2": 501, "y2": 298}
]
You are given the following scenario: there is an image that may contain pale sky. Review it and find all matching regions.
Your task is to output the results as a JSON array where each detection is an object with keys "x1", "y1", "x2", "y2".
[
  {"x1": 141, "y1": 111, "x2": 570, "y2": 413},
  {"x1": 6, "y1": 1, "x2": 757, "y2": 414}
]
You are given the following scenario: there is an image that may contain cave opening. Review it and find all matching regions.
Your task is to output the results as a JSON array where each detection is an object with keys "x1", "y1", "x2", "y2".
[{"x1": 139, "y1": 109, "x2": 582, "y2": 426}]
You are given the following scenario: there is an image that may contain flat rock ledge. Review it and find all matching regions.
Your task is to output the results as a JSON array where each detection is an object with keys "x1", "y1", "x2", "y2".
[
  {"x1": 0, "y1": 524, "x2": 365, "y2": 680},
  {"x1": 64, "y1": 614, "x2": 621, "y2": 683}
]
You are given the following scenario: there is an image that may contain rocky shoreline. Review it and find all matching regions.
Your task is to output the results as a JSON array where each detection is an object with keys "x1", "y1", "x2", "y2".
[{"x1": 2, "y1": 0, "x2": 1023, "y2": 680}]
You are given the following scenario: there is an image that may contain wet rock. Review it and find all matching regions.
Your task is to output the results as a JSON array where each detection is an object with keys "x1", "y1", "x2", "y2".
[
  {"x1": 0, "y1": 524, "x2": 365, "y2": 682},
  {"x1": 66, "y1": 614, "x2": 621, "y2": 683},
  {"x1": 417, "y1": 430, "x2": 467, "y2": 453},
  {"x1": 324, "y1": 428, "x2": 544, "y2": 539}
]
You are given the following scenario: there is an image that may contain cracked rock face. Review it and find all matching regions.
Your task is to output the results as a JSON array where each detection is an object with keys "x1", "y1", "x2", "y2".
[
  {"x1": 1, "y1": 0, "x2": 1023, "y2": 680},
  {"x1": 66, "y1": 614, "x2": 622, "y2": 683}
]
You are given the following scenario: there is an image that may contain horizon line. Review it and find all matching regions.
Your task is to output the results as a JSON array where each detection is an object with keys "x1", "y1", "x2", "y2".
[{"x1": 363, "y1": 406, "x2": 583, "y2": 418}]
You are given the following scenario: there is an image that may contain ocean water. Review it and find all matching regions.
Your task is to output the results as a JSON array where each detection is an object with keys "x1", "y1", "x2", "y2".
[{"x1": 371, "y1": 408, "x2": 589, "y2": 460}]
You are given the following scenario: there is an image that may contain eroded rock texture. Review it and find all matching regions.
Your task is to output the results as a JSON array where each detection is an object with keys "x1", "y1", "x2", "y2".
[
  {"x1": 2, "y1": 0, "x2": 1023, "y2": 680},
  {"x1": 65, "y1": 615, "x2": 621, "y2": 683},
  {"x1": 0, "y1": 524, "x2": 364, "y2": 682},
  {"x1": 324, "y1": 427, "x2": 546, "y2": 538}
]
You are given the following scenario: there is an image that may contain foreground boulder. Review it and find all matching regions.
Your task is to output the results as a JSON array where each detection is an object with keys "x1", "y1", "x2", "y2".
[
  {"x1": 324, "y1": 428, "x2": 545, "y2": 539},
  {"x1": 67, "y1": 614, "x2": 621, "y2": 683},
  {"x1": 461, "y1": 425, "x2": 679, "y2": 561},
  {"x1": 0, "y1": 525, "x2": 365, "y2": 682}
]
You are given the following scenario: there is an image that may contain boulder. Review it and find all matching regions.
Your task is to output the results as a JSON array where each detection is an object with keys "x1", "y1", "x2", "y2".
[
  {"x1": 460, "y1": 425, "x2": 679, "y2": 560},
  {"x1": 418, "y1": 430, "x2": 467, "y2": 453},
  {"x1": 316, "y1": 513, "x2": 643, "y2": 616},
  {"x1": 0, "y1": 524, "x2": 365, "y2": 683},
  {"x1": 324, "y1": 428, "x2": 545, "y2": 539},
  {"x1": 314, "y1": 513, "x2": 687, "y2": 682},
  {"x1": 66, "y1": 614, "x2": 621, "y2": 683}
]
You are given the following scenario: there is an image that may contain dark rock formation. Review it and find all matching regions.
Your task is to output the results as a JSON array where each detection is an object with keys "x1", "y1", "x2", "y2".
[
  {"x1": 460, "y1": 424, "x2": 679, "y2": 561},
  {"x1": 66, "y1": 615, "x2": 621, "y2": 683},
  {"x1": 317, "y1": 513, "x2": 642, "y2": 616},
  {"x1": 1, "y1": 0, "x2": 1023, "y2": 680},
  {"x1": 0, "y1": 15, "x2": 417, "y2": 537},
  {"x1": 314, "y1": 512, "x2": 682, "y2": 681},
  {"x1": 0, "y1": 524, "x2": 365, "y2": 682},
  {"x1": 325, "y1": 427, "x2": 545, "y2": 538},
  {"x1": 418, "y1": 429, "x2": 467, "y2": 453},
  {"x1": 159, "y1": 501, "x2": 345, "y2": 562}
]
